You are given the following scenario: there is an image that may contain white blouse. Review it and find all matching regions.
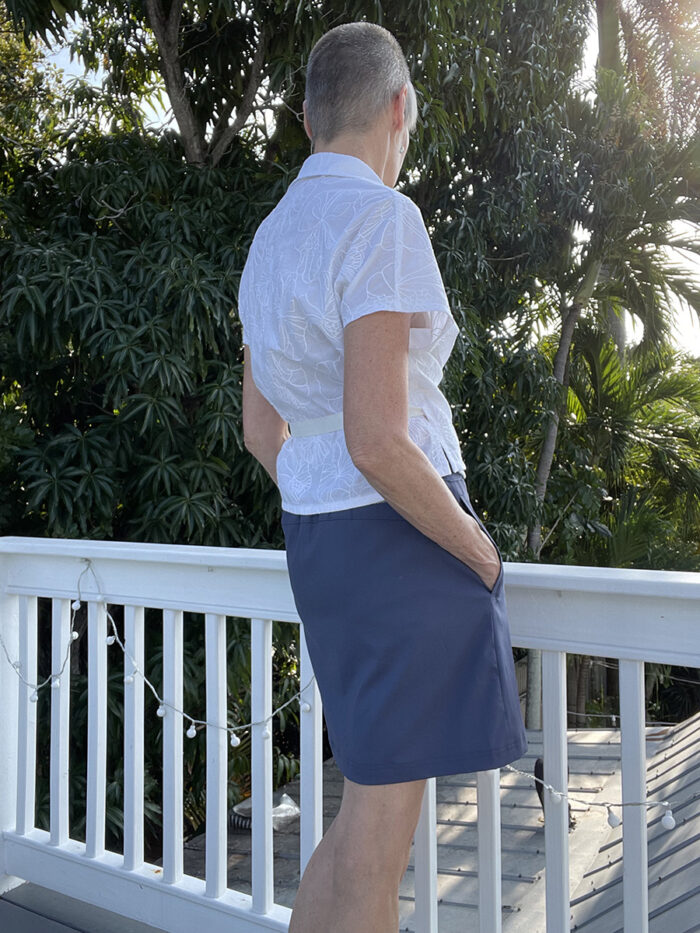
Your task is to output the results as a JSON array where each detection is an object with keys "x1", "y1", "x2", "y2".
[{"x1": 238, "y1": 151, "x2": 467, "y2": 514}]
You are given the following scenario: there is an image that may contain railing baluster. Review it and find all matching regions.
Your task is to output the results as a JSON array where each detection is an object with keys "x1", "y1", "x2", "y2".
[
  {"x1": 413, "y1": 777, "x2": 438, "y2": 932},
  {"x1": 477, "y1": 769, "x2": 502, "y2": 933},
  {"x1": 86, "y1": 601, "x2": 107, "y2": 858},
  {"x1": 16, "y1": 596, "x2": 38, "y2": 835},
  {"x1": 619, "y1": 659, "x2": 649, "y2": 933},
  {"x1": 50, "y1": 598, "x2": 71, "y2": 847},
  {"x1": 205, "y1": 612, "x2": 227, "y2": 899},
  {"x1": 299, "y1": 625, "x2": 323, "y2": 875},
  {"x1": 162, "y1": 609, "x2": 184, "y2": 884},
  {"x1": 251, "y1": 617, "x2": 274, "y2": 914},
  {"x1": 542, "y1": 649, "x2": 569, "y2": 932},
  {"x1": 123, "y1": 605, "x2": 145, "y2": 871}
]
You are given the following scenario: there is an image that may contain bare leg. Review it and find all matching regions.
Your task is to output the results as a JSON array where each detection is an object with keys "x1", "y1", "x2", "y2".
[{"x1": 289, "y1": 775, "x2": 427, "y2": 933}]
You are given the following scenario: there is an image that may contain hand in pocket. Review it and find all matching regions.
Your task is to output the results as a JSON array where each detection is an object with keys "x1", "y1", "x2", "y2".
[{"x1": 461, "y1": 517, "x2": 501, "y2": 592}]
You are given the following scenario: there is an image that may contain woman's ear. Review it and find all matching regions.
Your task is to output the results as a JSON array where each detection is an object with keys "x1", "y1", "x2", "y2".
[{"x1": 393, "y1": 84, "x2": 408, "y2": 132}]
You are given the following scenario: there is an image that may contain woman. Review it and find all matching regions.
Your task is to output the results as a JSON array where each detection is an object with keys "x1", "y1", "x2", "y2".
[{"x1": 238, "y1": 21, "x2": 527, "y2": 933}]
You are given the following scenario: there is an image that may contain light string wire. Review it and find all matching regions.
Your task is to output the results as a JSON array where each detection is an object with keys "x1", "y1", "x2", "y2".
[
  {"x1": 0, "y1": 561, "x2": 684, "y2": 828},
  {"x1": 1, "y1": 559, "x2": 317, "y2": 749},
  {"x1": 0, "y1": 561, "x2": 94, "y2": 698},
  {"x1": 503, "y1": 764, "x2": 677, "y2": 831}
]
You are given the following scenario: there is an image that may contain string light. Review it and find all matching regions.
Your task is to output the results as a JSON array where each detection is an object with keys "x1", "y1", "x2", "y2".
[
  {"x1": 0, "y1": 560, "x2": 94, "y2": 695},
  {"x1": 504, "y1": 764, "x2": 676, "y2": 832},
  {"x1": 0, "y1": 558, "x2": 686, "y2": 831},
  {"x1": 0, "y1": 558, "x2": 316, "y2": 750}
]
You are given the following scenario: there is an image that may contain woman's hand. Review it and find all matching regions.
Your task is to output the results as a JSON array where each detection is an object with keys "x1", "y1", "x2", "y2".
[
  {"x1": 457, "y1": 516, "x2": 501, "y2": 591},
  {"x1": 242, "y1": 344, "x2": 290, "y2": 487}
]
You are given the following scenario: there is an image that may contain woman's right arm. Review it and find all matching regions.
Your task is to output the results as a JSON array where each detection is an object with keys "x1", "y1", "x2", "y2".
[{"x1": 343, "y1": 309, "x2": 501, "y2": 590}]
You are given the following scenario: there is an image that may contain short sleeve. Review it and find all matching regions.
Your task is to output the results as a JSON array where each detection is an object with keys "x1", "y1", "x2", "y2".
[
  {"x1": 237, "y1": 254, "x2": 250, "y2": 345},
  {"x1": 335, "y1": 194, "x2": 451, "y2": 328}
]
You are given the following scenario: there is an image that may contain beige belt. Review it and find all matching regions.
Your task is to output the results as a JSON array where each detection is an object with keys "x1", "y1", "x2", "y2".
[{"x1": 289, "y1": 405, "x2": 425, "y2": 438}]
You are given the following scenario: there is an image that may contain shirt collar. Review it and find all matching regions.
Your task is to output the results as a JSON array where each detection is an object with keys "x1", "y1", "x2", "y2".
[{"x1": 296, "y1": 152, "x2": 385, "y2": 186}]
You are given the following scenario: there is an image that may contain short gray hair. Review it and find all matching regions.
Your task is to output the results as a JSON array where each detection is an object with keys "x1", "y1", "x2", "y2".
[{"x1": 305, "y1": 22, "x2": 418, "y2": 146}]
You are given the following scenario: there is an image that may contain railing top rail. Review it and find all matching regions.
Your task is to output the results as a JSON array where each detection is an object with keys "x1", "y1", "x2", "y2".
[
  {"x1": 1, "y1": 536, "x2": 699, "y2": 600},
  {"x1": 0, "y1": 536, "x2": 287, "y2": 572}
]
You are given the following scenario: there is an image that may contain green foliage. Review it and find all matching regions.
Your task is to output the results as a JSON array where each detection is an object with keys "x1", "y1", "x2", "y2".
[
  {"x1": 1, "y1": 130, "x2": 290, "y2": 545},
  {"x1": 0, "y1": 0, "x2": 65, "y2": 190},
  {"x1": 558, "y1": 331, "x2": 700, "y2": 570}
]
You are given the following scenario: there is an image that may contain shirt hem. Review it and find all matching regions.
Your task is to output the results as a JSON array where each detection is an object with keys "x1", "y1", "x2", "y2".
[{"x1": 280, "y1": 468, "x2": 467, "y2": 515}]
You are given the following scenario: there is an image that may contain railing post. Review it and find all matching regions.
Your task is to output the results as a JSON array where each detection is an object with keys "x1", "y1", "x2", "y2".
[
  {"x1": 619, "y1": 659, "x2": 649, "y2": 933},
  {"x1": 477, "y1": 769, "x2": 502, "y2": 933},
  {"x1": 162, "y1": 609, "x2": 184, "y2": 884},
  {"x1": 542, "y1": 649, "x2": 569, "y2": 932},
  {"x1": 251, "y1": 617, "x2": 274, "y2": 914},
  {"x1": 50, "y1": 599, "x2": 72, "y2": 847},
  {"x1": 16, "y1": 597, "x2": 38, "y2": 836},
  {"x1": 0, "y1": 567, "x2": 20, "y2": 894},
  {"x1": 299, "y1": 625, "x2": 323, "y2": 875},
  {"x1": 123, "y1": 605, "x2": 145, "y2": 872},
  {"x1": 413, "y1": 777, "x2": 438, "y2": 932},
  {"x1": 86, "y1": 600, "x2": 107, "y2": 859},
  {"x1": 205, "y1": 613, "x2": 227, "y2": 899}
]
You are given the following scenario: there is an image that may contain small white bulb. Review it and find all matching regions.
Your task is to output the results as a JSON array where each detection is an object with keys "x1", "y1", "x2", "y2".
[
  {"x1": 30, "y1": 690, "x2": 39, "y2": 703},
  {"x1": 156, "y1": 705, "x2": 166, "y2": 718},
  {"x1": 661, "y1": 809, "x2": 675, "y2": 831},
  {"x1": 301, "y1": 702, "x2": 311, "y2": 713},
  {"x1": 261, "y1": 727, "x2": 271, "y2": 739},
  {"x1": 549, "y1": 790, "x2": 564, "y2": 806},
  {"x1": 97, "y1": 594, "x2": 105, "y2": 603},
  {"x1": 186, "y1": 724, "x2": 197, "y2": 739},
  {"x1": 106, "y1": 635, "x2": 115, "y2": 646},
  {"x1": 71, "y1": 600, "x2": 81, "y2": 610},
  {"x1": 230, "y1": 732, "x2": 241, "y2": 747},
  {"x1": 607, "y1": 809, "x2": 622, "y2": 828},
  {"x1": 124, "y1": 674, "x2": 135, "y2": 685},
  {"x1": 52, "y1": 677, "x2": 61, "y2": 689},
  {"x1": 71, "y1": 630, "x2": 79, "y2": 641},
  {"x1": 13, "y1": 661, "x2": 21, "y2": 671}
]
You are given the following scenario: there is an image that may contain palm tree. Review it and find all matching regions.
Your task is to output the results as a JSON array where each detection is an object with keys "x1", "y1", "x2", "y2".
[
  {"x1": 560, "y1": 329, "x2": 700, "y2": 719},
  {"x1": 524, "y1": 1, "x2": 700, "y2": 726}
]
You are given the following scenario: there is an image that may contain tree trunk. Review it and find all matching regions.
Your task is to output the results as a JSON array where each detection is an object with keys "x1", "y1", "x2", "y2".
[
  {"x1": 145, "y1": 0, "x2": 207, "y2": 165},
  {"x1": 576, "y1": 655, "x2": 593, "y2": 725},
  {"x1": 606, "y1": 658, "x2": 619, "y2": 705},
  {"x1": 596, "y1": 0, "x2": 622, "y2": 73},
  {"x1": 526, "y1": 259, "x2": 603, "y2": 556},
  {"x1": 525, "y1": 648, "x2": 542, "y2": 729}
]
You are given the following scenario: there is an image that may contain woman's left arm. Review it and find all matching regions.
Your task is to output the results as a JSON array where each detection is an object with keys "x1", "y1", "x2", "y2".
[{"x1": 242, "y1": 344, "x2": 290, "y2": 487}]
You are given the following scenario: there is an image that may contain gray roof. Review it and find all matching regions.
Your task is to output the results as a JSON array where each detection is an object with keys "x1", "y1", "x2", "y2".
[{"x1": 570, "y1": 711, "x2": 700, "y2": 933}]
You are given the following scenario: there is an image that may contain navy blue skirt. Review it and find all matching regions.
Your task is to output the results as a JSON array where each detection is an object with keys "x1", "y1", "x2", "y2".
[{"x1": 281, "y1": 472, "x2": 527, "y2": 785}]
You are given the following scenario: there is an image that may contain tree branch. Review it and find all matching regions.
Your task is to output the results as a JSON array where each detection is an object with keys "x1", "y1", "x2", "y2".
[
  {"x1": 209, "y1": 32, "x2": 267, "y2": 168},
  {"x1": 165, "y1": 0, "x2": 184, "y2": 50}
]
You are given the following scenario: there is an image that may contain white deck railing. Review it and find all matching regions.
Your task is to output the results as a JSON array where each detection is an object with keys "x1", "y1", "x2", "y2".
[{"x1": 0, "y1": 537, "x2": 698, "y2": 932}]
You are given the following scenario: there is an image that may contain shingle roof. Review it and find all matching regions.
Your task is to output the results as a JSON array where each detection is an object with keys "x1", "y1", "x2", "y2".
[
  {"x1": 570, "y1": 711, "x2": 700, "y2": 933},
  {"x1": 169, "y1": 715, "x2": 700, "y2": 932}
]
